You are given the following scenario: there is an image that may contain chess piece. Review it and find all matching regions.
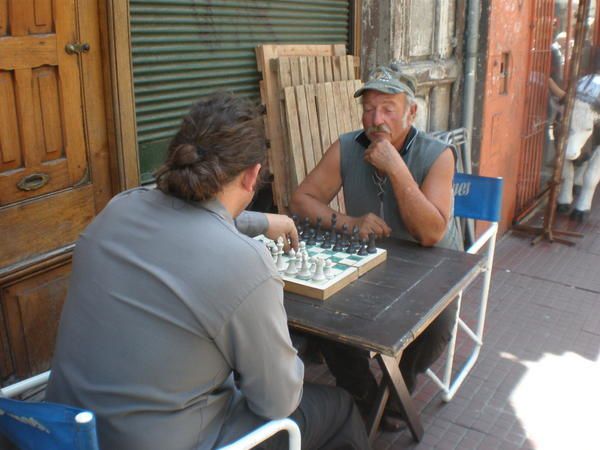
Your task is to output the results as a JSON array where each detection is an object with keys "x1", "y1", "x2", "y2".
[
  {"x1": 323, "y1": 259, "x2": 334, "y2": 279},
  {"x1": 357, "y1": 240, "x2": 369, "y2": 256},
  {"x1": 341, "y1": 224, "x2": 350, "y2": 248},
  {"x1": 285, "y1": 249, "x2": 298, "y2": 275},
  {"x1": 306, "y1": 229, "x2": 317, "y2": 246},
  {"x1": 270, "y1": 245, "x2": 279, "y2": 263},
  {"x1": 276, "y1": 237, "x2": 286, "y2": 271},
  {"x1": 332, "y1": 233, "x2": 344, "y2": 252},
  {"x1": 312, "y1": 257, "x2": 326, "y2": 281},
  {"x1": 299, "y1": 241, "x2": 307, "y2": 256},
  {"x1": 297, "y1": 253, "x2": 312, "y2": 280},
  {"x1": 367, "y1": 233, "x2": 377, "y2": 254},
  {"x1": 320, "y1": 230, "x2": 332, "y2": 249},
  {"x1": 349, "y1": 226, "x2": 360, "y2": 253},
  {"x1": 331, "y1": 213, "x2": 337, "y2": 232},
  {"x1": 315, "y1": 217, "x2": 323, "y2": 242}
]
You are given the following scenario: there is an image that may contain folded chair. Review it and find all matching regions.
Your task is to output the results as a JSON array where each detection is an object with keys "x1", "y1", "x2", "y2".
[
  {"x1": 0, "y1": 371, "x2": 99, "y2": 450},
  {"x1": 425, "y1": 173, "x2": 503, "y2": 401}
]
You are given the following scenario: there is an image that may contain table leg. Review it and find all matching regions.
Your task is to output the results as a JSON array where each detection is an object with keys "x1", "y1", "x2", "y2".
[
  {"x1": 377, "y1": 354, "x2": 424, "y2": 441},
  {"x1": 366, "y1": 379, "x2": 389, "y2": 441}
]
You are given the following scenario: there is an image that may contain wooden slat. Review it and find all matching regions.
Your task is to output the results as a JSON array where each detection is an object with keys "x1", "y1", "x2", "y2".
[
  {"x1": 283, "y1": 80, "x2": 363, "y2": 214},
  {"x1": 323, "y1": 82, "x2": 339, "y2": 148},
  {"x1": 294, "y1": 85, "x2": 315, "y2": 174},
  {"x1": 0, "y1": 35, "x2": 57, "y2": 70},
  {"x1": 307, "y1": 57, "x2": 317, "y2": 84},
  {"x1": 283, "y1": 86, "x2": 305, "y2": 190},
  {"x1": 338, "y1": 56, "x2": 348, "y2": 80},
  {"x1": 0, "y1": 71, "x2": 21, "y2": 167},
  {"x1": 315, "y1": 56, "x2": 326, "y2": 83},
  {"x1": 304, "y1": 84, "x2": 322, "y2": 169},
  {"x1": 332, "y1": 56, "x2": 342, "y2": 80},
  {"x1": 256, "y1": 44, "x2": 347, "y2": 213}
]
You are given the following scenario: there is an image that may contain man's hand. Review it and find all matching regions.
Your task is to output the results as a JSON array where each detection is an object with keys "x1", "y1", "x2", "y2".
[
  {"x1": 349, "y1": 213, "x2": 392, "y2": 239},
  {"x1": 264, "y1": 213, "x2": 299, "y2": 252},
  {"x1": 364, "y1": 139, "x2": 404, "y2": 176}
]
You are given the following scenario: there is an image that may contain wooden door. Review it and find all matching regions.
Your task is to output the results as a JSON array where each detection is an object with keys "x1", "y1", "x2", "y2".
[{"x1": 0, "y1": 0, "x2": 112, "y2": 380}]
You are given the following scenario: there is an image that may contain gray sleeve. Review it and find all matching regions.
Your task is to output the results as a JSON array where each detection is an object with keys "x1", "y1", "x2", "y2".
[
  {"x1": 214, "y1": 277, "x2": 304, "y2": 419},
  {"x1": 234, "y1": 211, "x2": 269, "y2": 237}
]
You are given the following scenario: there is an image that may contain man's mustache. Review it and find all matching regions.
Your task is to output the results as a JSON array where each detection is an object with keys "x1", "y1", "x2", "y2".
[{"x1": 366, "y1": 124, "x2": 392, "y2": 134}]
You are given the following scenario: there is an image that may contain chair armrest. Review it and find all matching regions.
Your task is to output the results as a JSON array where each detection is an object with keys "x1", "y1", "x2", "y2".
[
  {"x1": 466, "y1": 223, "x2": 498, "y2": 255},
  {"x1": 0, "y1": 371, "x2": 51, "y2": 398},
  {"x1": 218, "y1": 418, "x2": 301, "y2": 450}
]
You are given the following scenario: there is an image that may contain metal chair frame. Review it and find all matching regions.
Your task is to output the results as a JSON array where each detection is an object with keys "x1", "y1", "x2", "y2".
[{"x1": 425, "y1": 172, "x2": 503, "y2": 401}]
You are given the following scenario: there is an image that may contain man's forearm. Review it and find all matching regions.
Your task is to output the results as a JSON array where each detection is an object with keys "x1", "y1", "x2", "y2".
[
  {"x1": 290, "y1": 192, "x2": 352, "y2": 231},
  {"x1": 388, "y1": 170, "x2": 448, "y2": 246}
]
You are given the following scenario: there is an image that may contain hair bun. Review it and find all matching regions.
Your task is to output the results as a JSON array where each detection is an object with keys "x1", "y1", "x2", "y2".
[{"x1": 171, "y1": 144, "x2": 199, "y2": 168}]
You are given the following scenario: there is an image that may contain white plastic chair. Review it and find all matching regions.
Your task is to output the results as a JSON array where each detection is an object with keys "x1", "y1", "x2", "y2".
[
  {"x1": 425, "y1": 173, "x2": 503, "y2": 401},
  {"x1": 218, "y1": 418, "x2": 301, "y2": 450}
]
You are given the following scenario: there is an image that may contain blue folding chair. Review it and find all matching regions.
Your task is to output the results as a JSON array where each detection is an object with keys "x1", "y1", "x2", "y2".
[
  {"x1": 426, "y1": 173, "x2": 504, "y2": 401},
  {"x1": 0, "y1": 371, "x2": 99, "y2": 450},
  {"x1": 1, "y1": 371, "x2": 299, "y2": 450}
]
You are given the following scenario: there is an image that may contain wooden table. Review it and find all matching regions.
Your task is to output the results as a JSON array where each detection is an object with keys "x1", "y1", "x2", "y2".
[{"x1": 284, "y1": 238, "x2": 485, "y2": 442}]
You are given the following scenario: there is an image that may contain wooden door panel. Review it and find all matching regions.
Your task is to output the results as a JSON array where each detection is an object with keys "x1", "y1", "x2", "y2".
[
  {"x1": 2, "y1": 264, "x2": 70, "y2": 377},
  {"x1": 0, "y1": 0, "x2": 88, "y2": 207},
  {"x1": 0, "y1": 185, "x2": 95, "y2": 268}
]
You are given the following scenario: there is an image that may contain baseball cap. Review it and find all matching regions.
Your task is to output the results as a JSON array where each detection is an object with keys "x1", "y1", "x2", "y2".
[{"x1": 354, "y1": 64, "x2": 417, "y2": 98}]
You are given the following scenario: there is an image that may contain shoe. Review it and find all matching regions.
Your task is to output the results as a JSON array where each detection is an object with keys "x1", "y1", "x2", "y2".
[{"x1": 380, "y1": 411, "x2": 407, "y2": 432}]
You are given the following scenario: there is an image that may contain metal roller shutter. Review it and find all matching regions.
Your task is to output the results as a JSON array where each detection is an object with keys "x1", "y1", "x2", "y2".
[{"x1": 130, "y1": 0, "x2": 352, "y2": 182}]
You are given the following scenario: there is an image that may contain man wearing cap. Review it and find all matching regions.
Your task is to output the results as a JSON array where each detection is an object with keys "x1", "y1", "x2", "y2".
[{"x1": 290, "y1": 64, "x2": 462, "y2": 430}]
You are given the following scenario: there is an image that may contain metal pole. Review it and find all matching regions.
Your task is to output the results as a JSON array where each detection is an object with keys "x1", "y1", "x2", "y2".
[{"x1": 461, "y1": 0, "x2": 481, "y2": 175}]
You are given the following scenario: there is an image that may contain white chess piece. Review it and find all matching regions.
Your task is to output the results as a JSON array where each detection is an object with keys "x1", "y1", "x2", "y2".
[
  {"x1": 312, "y1": 257, "x2": 326, "y2": 281},
  {"x1": 270, "y1": 245, "x2": 278, "y2": 264},
  {"x1": 324, "y1": 259, "x2": 334, "y2": 279},
  {"x1": 285, "y1": 255, "x2": 298, "y2": 275},
  {"x1": 297, "y1": 253, "x2": 312, "y2": 280},
  {"x1": 276, "y1": 239, "x2": 286, "y2": 271}
]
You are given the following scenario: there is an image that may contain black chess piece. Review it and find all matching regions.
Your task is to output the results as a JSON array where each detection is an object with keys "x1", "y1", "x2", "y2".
[
  {"x1": 315, "y1": 217, "x2": 323, "y2": 242},
  {"x1": 347, "y1": 226, "x2": 360, "y2": 253},
  {"x1": 331, "y1": 213, "x2": 337, "y2": 232},
  {"x1": 320, "y1": 231, "x2": 332, "y2": 249},
  {"x1": 367, "y1": 233, "x2": 377, "y2": 254},
  {"x1": 341, "y1": 224, "x2": 349, "y2": 246},
  {"x1": 332, "y1": 233, "x2": 344, "y2": 252},
  {"x1": 358, "y1": 239, "x2": 369, "y2": 256},
  {"x1": 306, "y1": 228, "x2": 317, "y2": 246}
]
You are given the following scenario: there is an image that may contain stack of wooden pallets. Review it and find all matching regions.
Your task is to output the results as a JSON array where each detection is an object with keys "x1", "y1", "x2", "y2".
[{"x1": 255, "y1": 45, "x2": 363, "y2": 214}]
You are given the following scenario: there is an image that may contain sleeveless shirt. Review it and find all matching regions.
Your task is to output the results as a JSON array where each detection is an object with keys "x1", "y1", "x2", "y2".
[{"x1": 339, "y1": 128, "x2": 463, "y2": 250}]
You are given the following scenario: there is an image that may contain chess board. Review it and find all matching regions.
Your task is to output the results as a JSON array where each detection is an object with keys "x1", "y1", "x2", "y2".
[{"x1": 255, "y1": 235, "x2": 387, "y2": 300}]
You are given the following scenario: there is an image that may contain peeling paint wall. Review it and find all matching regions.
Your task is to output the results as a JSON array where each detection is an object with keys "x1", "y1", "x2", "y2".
[{"x1": 361, "y1": 0, "x2": 464, "y2": 132}]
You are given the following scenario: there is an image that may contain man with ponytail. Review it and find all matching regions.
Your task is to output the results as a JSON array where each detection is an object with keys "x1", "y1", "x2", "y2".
[{"x1": 46, "y1": 93, "x2": 370, "y2": 450}]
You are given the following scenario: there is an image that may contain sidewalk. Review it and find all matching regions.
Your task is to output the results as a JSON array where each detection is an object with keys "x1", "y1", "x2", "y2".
[{"x1": 307, "y1": 202, "x2": 600, "y2": 450}]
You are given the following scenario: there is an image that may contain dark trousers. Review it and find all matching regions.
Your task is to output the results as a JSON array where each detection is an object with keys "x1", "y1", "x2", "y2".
[
  {"x1": 217, "y1": 383, "x2": 371, "y2": 450},
  {"x1": 318, "y1": 303, "x2": 456, "y2": 414}
]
